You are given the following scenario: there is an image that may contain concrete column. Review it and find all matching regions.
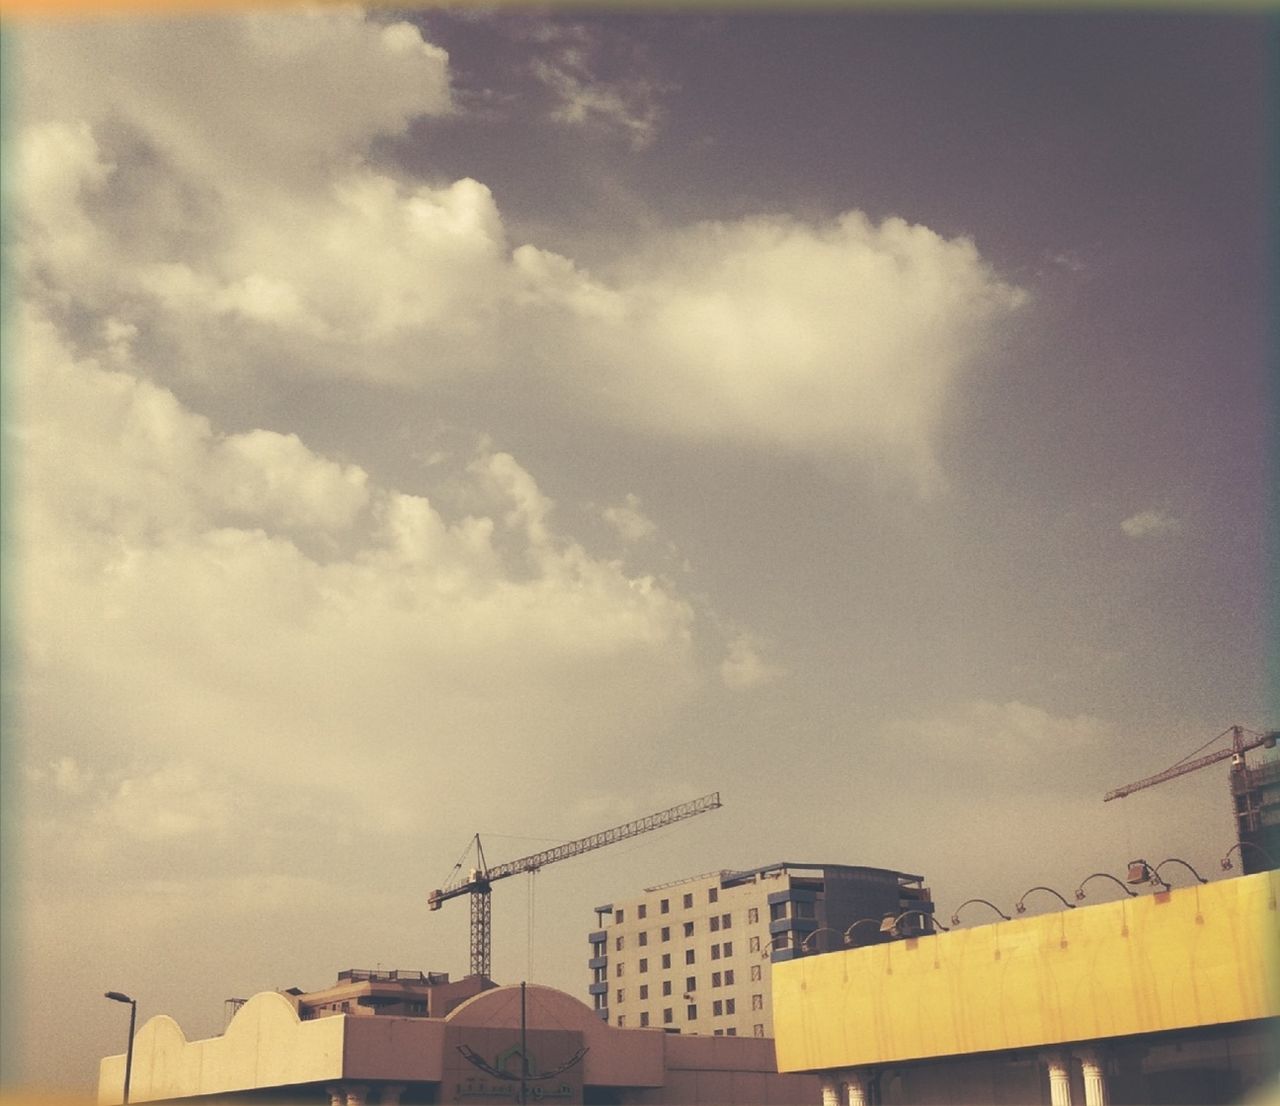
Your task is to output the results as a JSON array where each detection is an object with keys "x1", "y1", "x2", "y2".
[
  {"x1": 344, "y1": 1085, "x2": 371, "y2": 1106},
  {"x1": 1076, "y1": 1050, "x2": 1108, "y2": 1106},
  {"x1": 821, "y1": 1074, "x2": 841, "y2": 1106},
  {"x1": 843, "y1": 1069, "x2": 870, "y2": 1106},
  {"x1": 1043, "y1": 1053, "x2": 1072, "y2": 1106},
  {"x1": 325, "y1": 1087, "x2": 344, "y2": 1106},
  {"x1": 380, "y1": 1085, "x2": 407, "y2": 1106}
]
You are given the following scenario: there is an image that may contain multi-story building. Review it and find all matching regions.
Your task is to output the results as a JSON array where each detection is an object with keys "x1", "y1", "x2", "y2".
[
  {"x1": 587, "y1": 862, "x2": 932, "y2": 1038},
  {"x1": 282, "y1": 968, "x2": 496, "y2": 1020}
]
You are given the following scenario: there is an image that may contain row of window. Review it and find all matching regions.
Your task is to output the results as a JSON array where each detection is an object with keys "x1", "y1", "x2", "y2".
[
  {"x1": 613, "y1": 999, "x2": 766, "y2": 1028},
  {"x1": 615, "y1": 886, "x2": 724, "y2": 925},
  {"x1": 616, "y1": 968, "x2": 743, "y2": 1006},
  {"x1": 614, "y1": 942, "x2": 737, "y2": 976},
  {"x1": 614, "y1": 913, "x2": 737, "y2": 950}
]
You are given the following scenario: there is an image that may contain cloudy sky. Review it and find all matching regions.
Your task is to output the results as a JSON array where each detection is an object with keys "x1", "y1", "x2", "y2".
[{"x1": 4, "y1": 6, "x2": 1274, "y2": 1091}]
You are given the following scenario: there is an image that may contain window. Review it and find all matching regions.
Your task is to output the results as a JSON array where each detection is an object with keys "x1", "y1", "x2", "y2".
[
  {"x1": 711, "y1": 944, "x2": 721, "y2": 960},
  {"x1": 639, "y1": 985, "x2": 649, "y2": 1000},
  {"x1": 749, "y1": 936, "x2": 761, "y2": 953},
  {"x1": 617, "y1": 1015, "x2": 625, "y2": 1027},
  {"x1": 770, "y1": 902, "x2": 786, "y2": 921},
  {"x1": 710, "y1": 916, "x2": 720, "y2": 933},
  {"x1": 723, "y1": 941, "x2": 733, "y2": 957},
  {"x1": 683, "y1": 921, "x2": 695, "y2": 938},
  {"x1": 638, "y1": 931, "x2": 648, "y2": 947},
  {"x1": 726, "y1": 999, "x2": 736, "y2": 1014},
  {"x1": 615, "y1": 909, "x2": 624, "y2": 924},
  {"x1": 637, "y1": 904, "x2": 647, "y2": 920},
  {"x1": 727, "y1": 1028, "x2": 737, "y2": 1036},
  {"x1": 660, "y1": 898, "x2": 670, "y2": 914},
  {"x1": 663, "y1": 1008, "x2": 673, "y2": 1025},
  {"x1": 748, "y1": 907, "x2": 759, "y2": 924},
  {"x1": 593, "y1": 967, "x2": 606, "y2": 983},
  {"x1": 795, "y1": 900, "x2": 815, "y2": 920},
  {"x1": 722, "y1": 913, "x2": 732, "y2": 929},
  {"x1": 753, "y1": 1024, "x2": 765, "y2": 1038},
  {"x1": 714, "y1": 1029, "x2": 723, "y2": 1037},
  {"x1": 616, "y1": 936, "x2": 624, "y2": 951},
  {"x1": 751, "y1": 994, "x2": 764, "y2": 1010},
  {"x1": 709, "y1": 887, "x2": 719, "y2": 904},
  {"x1": 616, "y1": 989, "x2": 624, "y2": 1004},
  {"x1": 661, "y1": 926, "x2": 671, "y2": 942},
  {"x1": 662, "y1": 981, "x2": 672, "y2": 996},
  {"x1": 616, "y1": 963, "x2": 624, "y2": 977},
  {"x1": 687, "y1": 1004, "x2": 698, "y2": 1020},
  {"x1": 685, "y1": 975, "x2": 696, "y2": 992},
  {"x1": 750, "y1": 965, "x2": 762, "y2": 982},
  {"x1": 661, "y1": 954, "x2": 671, "y2": 969},
  {"x1": 640, "y1": 1012, "x2": 649, "y2": 1027},
  {"x1": 713, "y1": 1000, "x2": 723, "y2": 1016},
  {"x1": 639, "y1": 958, "x2": 648, "y2": 973},
  {"x1": 683, "y1": 893, "x2": 694, "y2": 909},
  {"x1": 685, "y1": 949, "x2": 696, "y2": 965},
  {"x1": 711, "y1": 971, "x2": 722, "y2": 987},
  {"x1": 725, "y1": 969, "x2": 735, "y2": 985}
]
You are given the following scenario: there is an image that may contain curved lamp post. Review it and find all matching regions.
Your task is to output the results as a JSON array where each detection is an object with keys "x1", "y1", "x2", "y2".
[
  {"x1": 881, "y1": 910, "x2": 949, "y2": 937},
  {"x1": 761, "y1": 934, "x2": 793, "y2": 959},
  {"x1": 1221, "y1": 842, "x2": 1278, "y2": 871},
  {"x1": 1014, "y1": 886, "x2": 1076, "y2": 914},
  {"x1": 799, "y1": 927, "x2": 843, "y2": 954},
  {"x1": 843, "y1": 918, "x2": 886, "y2": 945},
  {"x1": 104, "y1": 991, "x2": 137, "y2": 1104},
  {"x1": 949, "y1": 898, "x2": 1011, "y2": 926},
  {"x1": 1074, "y1": 873, "x2": 1137, "y2": 901},
  {"x1": 1153, "y1": 857, "x2": 1208, "y2": 885},
  {"x1": 1125, "y1": 859, "x2": 1170, "y2": 891}
]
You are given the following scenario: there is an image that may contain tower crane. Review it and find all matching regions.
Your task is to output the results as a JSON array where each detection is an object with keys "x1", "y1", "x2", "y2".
[
  {"x1": 429, "y1": 792, "x2": 722, "y2": 979},
  {"x1": 1104, "y1": 725, "x2": 1279, "y2": 875},
  {"x1": 1103, "y1": 725, "x2": 1275, "y2": 801}
]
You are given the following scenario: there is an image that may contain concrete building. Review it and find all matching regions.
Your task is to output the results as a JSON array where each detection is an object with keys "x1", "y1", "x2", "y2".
[
  {"x1": 99, "y1": 982, "x2": 819, "y2": 1106},
  {"x1": 588, "y1": 862, "x2": 933, "y2": 1038},
  {"x1": 1233, "y1": 756, "x2": 1280, "y2": 874},
  {"x1": 769, "y1": 868, "x2": 1279, "y2": 1105},
  {"x1": 287, "y1": 969, "x2": 496, "y2": 1021}
]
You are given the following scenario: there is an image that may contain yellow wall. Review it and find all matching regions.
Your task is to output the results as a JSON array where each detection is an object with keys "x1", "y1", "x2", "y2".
[{"x1": 772, "y1": 871, "x2": 1280, "y2": 1072}]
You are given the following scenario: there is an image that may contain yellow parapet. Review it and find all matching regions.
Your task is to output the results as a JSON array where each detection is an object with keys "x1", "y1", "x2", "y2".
[{"x1": 772, "y1": 870, "x2": 1280, "y2": 1072}]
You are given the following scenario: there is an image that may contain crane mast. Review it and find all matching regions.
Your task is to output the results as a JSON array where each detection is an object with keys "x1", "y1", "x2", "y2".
[{"x1": 429, "y1": 791, "x2": 723, "y2": 978}]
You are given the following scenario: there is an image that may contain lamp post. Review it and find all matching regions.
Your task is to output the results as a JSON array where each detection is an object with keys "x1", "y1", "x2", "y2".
[{"x1": 104, "y1": 991, "x2": 137, "y2": 1104}]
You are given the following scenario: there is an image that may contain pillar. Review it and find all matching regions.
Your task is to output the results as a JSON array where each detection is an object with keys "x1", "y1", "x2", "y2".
[
  {"x1": 325, "y1": 1087, "x2": 344, "y2": 1106},
  {"x1": 843, "y1": 1069, "x2": 870, "y2": 1106},
  {"x1": 1043, "y1": 1053, "x2": 1072, "y2": 1106},
  {"x1": 344, "y1": 1085, "x2": 371, "y2": 1106},
  {"x1": 821, "y1": 1074, "x2": 841, "y2": 1106},
  {"x1": 1077, "y1": 1049, "x2": 1108, "y2": 1106}
]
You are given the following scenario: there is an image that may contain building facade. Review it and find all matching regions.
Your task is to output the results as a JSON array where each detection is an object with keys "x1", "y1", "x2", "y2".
[
  {"x1": 99, "y1": 982, "x2": 820, "y2": 1106},
  {"x1": 286, "y1": 968, "x2": 496, "y2": 1021},
  {"x1": 587, "y1": 862, "x2": 932, "y2": 1038}
]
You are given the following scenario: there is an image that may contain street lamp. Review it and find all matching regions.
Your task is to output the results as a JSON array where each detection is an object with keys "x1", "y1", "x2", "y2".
[
  {"x1": 104, "y1": 991, "x2": 137, "y2": 1104},
  {"x1": 949, "y1": 898, "x2": 1011, "y2": 926},
  {"x1": 1014, "y1": 886, "x2": 1076, "y2": 914},
  {"x1": 1073, "y1": 873, "x2": 1137, "y2": 902},
  {"x1": 1152, "y1": 857, "x2": 1208, "y2": 886}
]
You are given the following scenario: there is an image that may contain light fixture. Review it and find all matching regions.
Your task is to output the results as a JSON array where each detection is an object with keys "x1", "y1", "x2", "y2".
[
  {"x1": 949, "y1": 898, "x2": 1011, "y2": 926},
  {"x1": 843, "y1": 918, "x2": 886, "y2": 945},
  {"x1": 1220, "y1": 842, "x2": 1278, "y2": 871},
  {"x1": 1126, "y1": 859, "x2": 1170, "y2": 891},
  {"x1": 104, "y1": 991, "x2": 138, "y2": 1105},
  {"x1": 1014, "y1": 886, "x2": 1076, "y2": 914},
  {"x1": 880, "y1": 910, "x2": 949, "y2": 938},
  {"x1": 1074, "y1": 873, "x2": 1138, "y2": 901},
  {"x1": 1153, "y1": 857, "x2": 1207, "y2": 885}
]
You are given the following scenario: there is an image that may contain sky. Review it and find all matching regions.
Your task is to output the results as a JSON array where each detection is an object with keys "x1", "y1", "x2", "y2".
[{"x1": 2, "y1": 5, "x2": 1275, "y2": 1093}]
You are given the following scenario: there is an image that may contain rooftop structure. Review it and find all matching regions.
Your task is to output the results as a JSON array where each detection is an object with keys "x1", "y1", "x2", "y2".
[
  {"x1": 588, "y1": 862, "x2": 932, "y2": 1038},
  {"x1": 283, "y1": 968, "x2": 497, "y2": 1021}
]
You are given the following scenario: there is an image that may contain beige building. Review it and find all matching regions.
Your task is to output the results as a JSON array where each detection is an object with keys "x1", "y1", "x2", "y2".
[
  {"x1": 588, "y1": 862, "x2": 932, "y2": 1038},
  {"x1": 99, "y1": 981, "x2": 819, "y2": 1106},
  {"x1": 286, "y1": 968, "x2": 495, "y2": 1021}
]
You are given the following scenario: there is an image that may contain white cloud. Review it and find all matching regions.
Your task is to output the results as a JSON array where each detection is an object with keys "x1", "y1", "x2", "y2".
[
  {"x1": 1120, "y1": 509, "x2": 1182, "y2": 538},
  {"x1": 13, "y1": 303, "x2": 701, "y2": 799},
  {"x1": 532, "y1": 57, "x2": 666, "y2": 150},
  {"x1": 15, "y1": 9, "x2": 1022, "y2": 494},
  {"x1": 887, "y1": 699, "x2": 1113, "y2": 762},
  {"x1": 720, "y1": 631, "x2": 786, "y2": 691},
  {"x1": 603, "y1": 494, "x2": 657, "y2": 543}
]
